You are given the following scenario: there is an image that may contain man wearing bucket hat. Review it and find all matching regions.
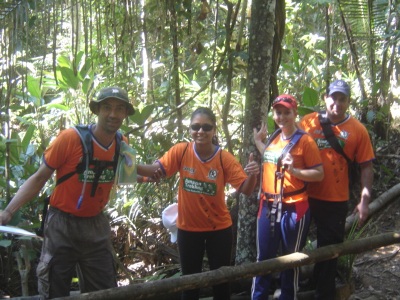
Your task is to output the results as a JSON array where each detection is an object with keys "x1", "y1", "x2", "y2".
[
  {"x1": 0, "y1": 86, "x2": 135, "y2": 299},
  {"x1": 299, "y1": 79, "x2": 375, "y2": 300}
]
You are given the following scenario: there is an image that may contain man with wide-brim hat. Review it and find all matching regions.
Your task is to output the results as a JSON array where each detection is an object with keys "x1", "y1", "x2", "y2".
[
  {"x1": 0, "y1": 85, "x2": 135, "y2": 299},
  {"x1": 90, "y1": 86, "x2": 135, "y2": 116}
]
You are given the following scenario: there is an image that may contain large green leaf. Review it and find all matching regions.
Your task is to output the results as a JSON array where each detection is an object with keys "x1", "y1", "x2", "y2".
[
  {"x1": 57, "y1": 55, "x2": 72, "y2": 68},
  {"x1": 21, "y1": 125, "x2": 36, "y2": 153},
  {"x1": 7, "y1": 135, "x2": 20, "y2": 165},
  {"x1": 266, "y1": 111, "x2": 276, "y2": 135},
  {"x1": 298, "y1": 106, "x2": 316, "y2": 117},
  {"x1": 78, "y1": 57, "x2": 93, "y2": 81},
  {"x1": 58, "y1": 67, "x2": 80, "y2": 90},
  {"x1": 302, "y1": 87, "x2": 319, "y2": 108},
  {"x1": 129, "y1": 104, "x2": 155, "y2": 126},
  {"x1": 27, "y1": 75, "x2": 41, "y2": 100},
  {"x1": 43, "y1": 103, "x2": 70, "y2": 111}
]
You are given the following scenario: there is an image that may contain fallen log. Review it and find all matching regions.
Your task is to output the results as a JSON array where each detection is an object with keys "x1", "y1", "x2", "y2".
[
  {"x1": 55, "y1": 232, "x2": 400, "y2": 300},
  {"x1": 345, "y1": 182, "x2": 400, "y2": 231}
]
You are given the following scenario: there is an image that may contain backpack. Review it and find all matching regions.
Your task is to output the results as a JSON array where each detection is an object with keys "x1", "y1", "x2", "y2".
[
  {"x1": 36, "y1": 125, "x2": 122, "y2": 236},
  {"x1": 60, "y1": 125, "x2": 122, "y2": 198}
]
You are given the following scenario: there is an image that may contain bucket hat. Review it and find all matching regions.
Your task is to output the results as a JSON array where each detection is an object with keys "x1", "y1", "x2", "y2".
[{"x1": 90, "y1": 87, "x2": 135, "y2": 115}]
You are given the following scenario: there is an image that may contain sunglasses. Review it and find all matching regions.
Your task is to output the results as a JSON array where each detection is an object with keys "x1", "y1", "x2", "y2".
[
  {"x1": 273, "y1": 97, "x2": 295, "y2": 106},
  {"x1": 190, "y1": 124, "x2": 214, "y2": 132}
]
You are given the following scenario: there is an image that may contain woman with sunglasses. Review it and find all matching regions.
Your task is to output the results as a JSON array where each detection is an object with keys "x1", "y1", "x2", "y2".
[
  {"x1": 137, "y1": 107, "x2": 259, "y2": 300},
  {"x1": 251, "y1": 95, "x2": 324, "y2": 300}
]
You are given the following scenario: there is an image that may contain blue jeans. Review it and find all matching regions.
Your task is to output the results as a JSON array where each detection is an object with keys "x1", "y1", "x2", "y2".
[{"x1": 252, "y1": 201, "x2": 310, "y2": 300}]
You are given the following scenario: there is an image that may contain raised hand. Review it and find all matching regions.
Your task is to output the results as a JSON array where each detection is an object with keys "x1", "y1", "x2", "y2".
[{"x1": 244, "y1": 153, "x2": 260, "y2": 177}]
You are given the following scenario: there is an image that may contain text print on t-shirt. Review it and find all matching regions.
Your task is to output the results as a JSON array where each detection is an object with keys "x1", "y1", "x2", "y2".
[{"x1": 183, "y1": 177, "x2": 217, "y2": 196}]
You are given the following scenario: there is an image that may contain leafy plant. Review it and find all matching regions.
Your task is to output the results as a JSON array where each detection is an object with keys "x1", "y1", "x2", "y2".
[{"x1": 337, "y1": 219, "x2": 370, "y2": 283}]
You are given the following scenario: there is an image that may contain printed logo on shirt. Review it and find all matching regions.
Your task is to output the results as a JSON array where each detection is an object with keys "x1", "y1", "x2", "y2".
[
  {"x1": 183, "y1": 166, "x2": 195, "y2": 174},
  {"x1": 339, "y1": 130, "x2": 349, "y2": 140},
  {"x1": 78, "y1": 168, "x2": 114, "y2": 183},
  {"x1": 316, "y1": 138, "x2": 331, "y2": 149},
  {"x1": 316, "y1": 135, "x2": 346, "y2": 150},
  {"x1": 183, "y1": 178, "x2": 217, "y2": 196},
  {"x1": 207, "y1": 169, "x2": 218, "y2": 180},
  {"x1": 263, "y1": 149, "x2": 280, "y2": 164}
]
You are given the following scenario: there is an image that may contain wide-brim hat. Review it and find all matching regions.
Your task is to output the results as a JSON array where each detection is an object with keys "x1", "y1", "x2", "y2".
[
  {"x1": 162, "y1": 203, "x2": 178, "y2": 243},
  {"x1": 89, "y1": 87, "x2": 135, "y2": 116},
  {"x1": 328, "y1": 80, "x2": 351, "y2": 97}
]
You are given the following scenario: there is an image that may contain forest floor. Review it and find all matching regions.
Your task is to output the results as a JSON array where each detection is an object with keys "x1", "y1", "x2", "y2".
[
  {"x1": 230, "y1": 127, "x2": 400, "y2": 300},
  {"x1": 1, "y1": 129, "x2": 400, "y2": 300},
  {"x1": 346, "y1": 128, "x2": 400, "y2": 300},
  {"x1": 347, "y1": 196, "x2": 400, "y2": 300}
]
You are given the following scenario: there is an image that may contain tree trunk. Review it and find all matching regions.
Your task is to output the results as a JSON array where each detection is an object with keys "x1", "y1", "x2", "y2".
[
  {"x1": 55, "y1": 232, "x2": 400, "y2": 300},
  {"x1": 237, "y1": 0, "x2": 276, "y2": 266}
]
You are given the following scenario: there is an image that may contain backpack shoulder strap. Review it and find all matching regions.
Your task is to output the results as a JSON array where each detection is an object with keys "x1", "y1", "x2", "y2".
[
  {"x1": 264, "y1": 128, "x2": 282, "y2": 150},
  {"x1": 114, "y1": 131, "x2": 122, "y2": 172},
  {"x1": 257, "y1": 128, "x2": 281, "y2": 198},
  {"x1": 55, "y1": 125, "x2": 92, "y2": 186},
  {"x1": 258, "y1": 129, "x2": 304, "y2": 198},
  {"x1": 318, "y1": 112, "x2": 352, "y2": 163},
  {"x1": 277, "y1": 129, "x2": 305, "y2": 170},
  {"x1": 74, "y1": 124, "x2": 92, "y2": 163}
]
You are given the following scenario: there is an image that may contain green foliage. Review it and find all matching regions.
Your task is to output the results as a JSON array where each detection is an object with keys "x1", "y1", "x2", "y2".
[
  {"x1": 0, "y1": 0, "x2": 398, "y2": 293},
  {"x1": 129, "y1": 104, "x2": 156, "y2": 126},
  {"x1": 338, "y1": 219, "x2": 370, "y2": 283},
  {"x1": 0, "y1": 239, "x2": 12, "y2": 248}
]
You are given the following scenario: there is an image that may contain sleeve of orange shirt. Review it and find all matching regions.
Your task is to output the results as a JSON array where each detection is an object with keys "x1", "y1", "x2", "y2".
[
  {"x1": 352, "y1": 120, "x2": 375, "y2": 164},
  {"x1": 44, "y1": 128, "x2": 81, "y2": 172},
  {"x1": 157, "y1": 142, "x2": 189, "y2": 177}
]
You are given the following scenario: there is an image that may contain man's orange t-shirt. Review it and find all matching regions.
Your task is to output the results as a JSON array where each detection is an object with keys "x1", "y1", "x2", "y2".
[
  {"x1": 158, "y1": 142, "x2": 248, "y2": 232},
  {"x1": 44, "y1": 126, "x2": 126, "y2": 217},
  {"x1": 299, "y1": 112, "x2": 375, "y2": 202}
]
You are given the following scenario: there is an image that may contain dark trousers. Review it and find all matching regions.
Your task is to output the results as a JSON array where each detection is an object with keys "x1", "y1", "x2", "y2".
[
  {"x1": 309, "y1": 198, "x2": 348, "y2": 300},
  {"x1": 177, "y1": 226, "x2": 233, "y2": 300},
  {"x1": 36, "y1": 207, "x2": 117, "y2": 299}
]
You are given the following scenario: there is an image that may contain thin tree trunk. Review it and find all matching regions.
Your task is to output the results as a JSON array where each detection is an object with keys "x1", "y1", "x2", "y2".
[
  {"x1": 237, "y1": 0, "x2": 276, "y2": 266},
  {"x1": 345, "y1": 182, "x2": 400, "y2": 232},
  {"x1": 168, "y1": 0, "x2": 183, "y2": 136}
]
